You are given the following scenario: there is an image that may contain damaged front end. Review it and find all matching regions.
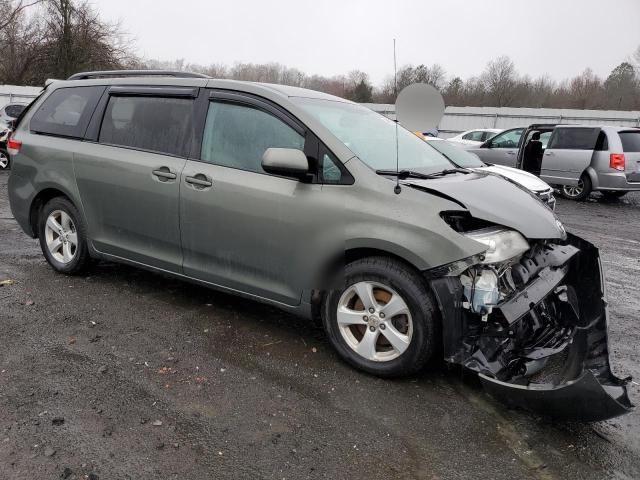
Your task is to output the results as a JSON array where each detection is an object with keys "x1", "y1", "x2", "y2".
[{"x1": 430, "y1": 225, "x2": 633, "y2": 421}]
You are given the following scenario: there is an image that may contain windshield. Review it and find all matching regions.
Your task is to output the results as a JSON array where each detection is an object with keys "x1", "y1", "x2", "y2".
[
  {"x1": 426, "y1": 140, "x2": 485, "y2": 168},
  {"x1": 292, "y1": 97, "x2": 454, "y2": 174}
]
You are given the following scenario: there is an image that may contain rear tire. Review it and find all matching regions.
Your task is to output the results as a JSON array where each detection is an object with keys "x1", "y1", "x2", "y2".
[
  {"x1": 561, "y1": 174, "x2": 592, "y2": 201},
  {"x1": 321, "y1": 256, "x2": 438, "y2": 378},
  {"x1": 0, "y1": 148, "x2": 9, "y2": 170},
  {"x1": 38, "y1": 197, "x2": 91, "y2": 274},
  {"x1": 601, "y1": 191, "x2": 627, "y2": 200}
]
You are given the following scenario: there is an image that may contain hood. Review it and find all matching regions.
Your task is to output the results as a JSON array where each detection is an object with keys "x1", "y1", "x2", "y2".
[
  {"x1": 477, "y1": 164, "x2": 552, "y2": 193},
  {"x1": 404, "y1": 172, "x2": 565, "y2": 240}
]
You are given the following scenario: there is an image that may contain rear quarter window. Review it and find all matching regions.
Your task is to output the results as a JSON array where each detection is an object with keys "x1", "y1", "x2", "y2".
[
  {"x1": 30, "y1": 86, "x2": 104, "y2": 138},
  {"x1": 594, "y1": 131, "x2": 609, "y2": 151},
  {"x1": 619, "y1": 131, "x2": 640, "y2": 152}
]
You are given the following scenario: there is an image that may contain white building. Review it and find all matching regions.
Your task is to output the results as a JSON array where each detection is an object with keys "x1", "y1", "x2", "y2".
[
  {"x1": 0, "y1": 85, "x2": 42, "y2": 108},
  {"x1": 362, "y1": 103, "x2": 640, "y2": 138}
]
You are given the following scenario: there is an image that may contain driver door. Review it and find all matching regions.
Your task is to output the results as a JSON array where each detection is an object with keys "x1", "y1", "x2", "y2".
[
  {"x1": 468, "y1": 128, "x2": 523, "y2": 166},
  {"x1": 179, "y1": 92, "x2": 327, "y2": 306}
]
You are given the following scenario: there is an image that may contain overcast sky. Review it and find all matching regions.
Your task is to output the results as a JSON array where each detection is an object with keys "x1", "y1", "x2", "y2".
[{"x1": 89, "y1": 0, "x2": 640, "y2": 85}]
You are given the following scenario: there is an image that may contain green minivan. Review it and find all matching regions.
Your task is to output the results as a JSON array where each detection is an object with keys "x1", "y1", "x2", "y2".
[{"x1": 7, "y1": 70, "x2": 633, "y2": 420}]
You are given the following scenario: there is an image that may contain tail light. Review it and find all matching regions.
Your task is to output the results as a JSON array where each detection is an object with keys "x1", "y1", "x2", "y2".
[
  {"x1": 610, "y1": 153, "x2": 625, "y2": 171},
  {"x1": 7, "y1": 138, "x2": 22, "y2": 156}
]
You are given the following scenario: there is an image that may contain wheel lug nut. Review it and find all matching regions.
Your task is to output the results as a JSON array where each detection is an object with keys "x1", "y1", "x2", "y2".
[
  {"x1": 369, "y1": 326, "x2": 376, "y2": 332},
  {"x1": 363, "y1": 315, "x2": 368, "y2": 321},
  {"x1": 379, "y1": 313, "x2": 385, "y2": 318},
  {"x1": 369, "y1": 308, "x2": 374, "y2": 314},
  {"x1": 380, "y1": 324, "x2": 386, "y2": 330}
]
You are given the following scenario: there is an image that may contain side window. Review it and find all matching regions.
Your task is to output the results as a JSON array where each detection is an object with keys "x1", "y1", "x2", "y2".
[
  {"x1": 201, "y1": 101, "x2": 304, "y2": 174},
  {"x1": 547, "y1": 127, "x2": 600, "y2": 150},
  {"x1": 490, "y1": 129, "x2": 523, "y2": 148},
  {"x1": 30, "y1": 86, "x2": 104, "y2": 138},
  {"x1": 321, "y1": 153, "x2": 343, "y2": 183},
  {"x1": 99, "y1": 96, "x2": 193, "y2": 157},
  {"x1": 540, "y1": 131, "x2": 552, "y2": 148},
  {"x1": 462, "y1": 132, "x2": 474, "y2": 140}
]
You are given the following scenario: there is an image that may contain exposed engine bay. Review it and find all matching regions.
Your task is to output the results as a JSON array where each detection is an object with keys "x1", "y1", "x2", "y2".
[{"x1": 430, "y1": 226, "x2": 633, "y2": 421}]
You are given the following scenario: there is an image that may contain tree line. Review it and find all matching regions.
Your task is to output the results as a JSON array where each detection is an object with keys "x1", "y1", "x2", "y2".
[{"x1": 2, "y1": 0, "x2": 640, "y2": 111}]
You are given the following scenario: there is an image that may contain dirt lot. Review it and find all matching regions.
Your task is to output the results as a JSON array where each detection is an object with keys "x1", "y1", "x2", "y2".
[{"x1": 1, "y1": 170, "x2": 639, "y2": 480}]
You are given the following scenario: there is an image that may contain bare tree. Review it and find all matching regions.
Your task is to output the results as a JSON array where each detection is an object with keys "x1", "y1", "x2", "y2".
[
  {"x1": 0, "y1": 0, "x2": 42, "y2": 31},
  {"x1": 604, "y1": 62, "x2": 639, "y2": 110},
  {"x1": 481, "y1": 56, "x2": 518, "y2": 107},
  {"x1": 0, "y1": 6, "x2": 43, "y2": 84},
  {"x1": 30, "y1": 0, "x2": 131, "y2": 82}
]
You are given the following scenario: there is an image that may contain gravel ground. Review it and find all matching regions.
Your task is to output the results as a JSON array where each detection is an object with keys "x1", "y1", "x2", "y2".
[{"x1": 1, "y1": 170, "x2": 639, "y2": 480}]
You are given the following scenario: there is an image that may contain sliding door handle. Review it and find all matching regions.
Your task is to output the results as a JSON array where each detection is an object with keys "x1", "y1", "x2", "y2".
[{"x1": 185, "y1": 174, "x2": 213, "y2": 188}]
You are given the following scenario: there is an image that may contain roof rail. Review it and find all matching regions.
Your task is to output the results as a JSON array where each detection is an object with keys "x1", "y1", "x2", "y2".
[{"x1": 67, "y1": 70, "x2": 211, "y2": 80}]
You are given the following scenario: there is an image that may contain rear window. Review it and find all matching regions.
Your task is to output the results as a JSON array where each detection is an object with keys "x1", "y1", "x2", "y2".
[
  {"x1": 619, "y1": 131, "x2": 640, "y2": 152},
  {"x1": 462, "y1": 131, "x2": 485, "y2": 141},
  {"x1": 99, "y1": 95, "x2": 193, "y2": 157},
  {"x1": 547, "y1": 127, "x2": 600, "y2": 150},
  {"x1": 30, "y1": 86, "x2": 104, "y2": 138},
  {"x1": 5, "y1": 104, "x2": 25, "y2": 118}
]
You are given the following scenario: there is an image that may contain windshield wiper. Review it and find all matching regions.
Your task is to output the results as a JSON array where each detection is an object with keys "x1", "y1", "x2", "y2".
[
  {"x1": 375, "y1": 169, "x2": 440, "y2": 180},
  {"x1": 431, "y1": 168, "x2": 472, "y2": 176}
]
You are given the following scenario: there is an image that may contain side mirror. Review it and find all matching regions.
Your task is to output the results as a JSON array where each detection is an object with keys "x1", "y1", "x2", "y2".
[
  {"x1": 481, "y1": 141, "x2": 492, "y2": 149},
  {"x1": 261, "y1": 148, "x2": 310, "y2": 179}
]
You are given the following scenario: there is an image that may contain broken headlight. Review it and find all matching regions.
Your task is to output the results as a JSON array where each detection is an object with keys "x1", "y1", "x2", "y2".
[{"x1": 464, "y1": 227, "x2": 529, "y2": 265}]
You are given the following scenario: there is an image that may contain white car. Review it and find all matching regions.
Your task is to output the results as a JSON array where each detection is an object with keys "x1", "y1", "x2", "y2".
[
  {"x1": 447, "y1": 128, "x2": 503, "y2": 148},
  {"x1": 425, "y1": 137, "x2": 556, "y2": 209}
]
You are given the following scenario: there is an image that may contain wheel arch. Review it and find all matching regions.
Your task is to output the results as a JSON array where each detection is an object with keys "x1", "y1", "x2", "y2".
[
  {"x1": 584, "y1": 166, "x2": 599, "y2": 190},
  {"x1": 29, "y1": 187, "x2": 75, "y2": 238},
  {"x1": 310, "y1": 245, "x2": 430, "y2": 322}
]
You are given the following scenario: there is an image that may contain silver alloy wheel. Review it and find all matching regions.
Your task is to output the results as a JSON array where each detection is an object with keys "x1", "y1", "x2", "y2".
[
  {"x1": 562, "y1": 180, "x2": 584, "y2": 198},
  {"x1": 337, "y1": 281, "x2": 413, "y2": 362},
  {"x1": 44, "y1": 210, "x2": 78, "y2": 264},
  {"x1": 0, "y1": 151, "x2": 8, "y2": 169}
]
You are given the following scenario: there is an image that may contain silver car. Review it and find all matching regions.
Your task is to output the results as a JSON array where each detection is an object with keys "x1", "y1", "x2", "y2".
[
  {"x1": 7, "y1": 70, "x2": 632, "y2": 420},
  {"x1": 472, "y1": 124, "x2": 640, "y2": 200},
  {"x1": 518, "y1": 124, "x2": 640, "y2": 200},
  {"x1": 425, "y1": 137, "x2": 555, "y2": 209}
]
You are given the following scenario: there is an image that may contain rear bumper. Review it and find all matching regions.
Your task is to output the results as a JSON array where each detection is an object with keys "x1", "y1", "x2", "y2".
[
  {"x1": 431, "y1": 234, "x2": 633, "y2": 421},
  {"x1": 593, "y1": 170, "x2": 640, "y2": 191}
]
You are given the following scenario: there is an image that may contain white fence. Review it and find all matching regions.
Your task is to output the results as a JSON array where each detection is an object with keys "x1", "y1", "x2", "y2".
[{"x1": 362, "y1": 104, "x2": 640, "y2": 138}]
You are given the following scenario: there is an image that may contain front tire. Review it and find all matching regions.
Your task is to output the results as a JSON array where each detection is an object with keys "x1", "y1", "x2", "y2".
[
  {"x1": 38, "y1": 197, "x2": 91, "y2": 274},
  {"x1": 322, "y1": 257, "x2": 438, "y2": 378},
  {"x1": 561, "y1": 174, "x2": 592, "y2": 201}
]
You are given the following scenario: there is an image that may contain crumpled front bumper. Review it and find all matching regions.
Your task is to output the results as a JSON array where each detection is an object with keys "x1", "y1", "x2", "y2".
[{"x1": 431, "y1": 234, "x2": 633, "y2": 422}]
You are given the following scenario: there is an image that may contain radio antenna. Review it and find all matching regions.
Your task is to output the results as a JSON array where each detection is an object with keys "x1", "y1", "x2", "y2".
[{"x1": 393, "y1": 38, "x2": 401, "y2": 195}]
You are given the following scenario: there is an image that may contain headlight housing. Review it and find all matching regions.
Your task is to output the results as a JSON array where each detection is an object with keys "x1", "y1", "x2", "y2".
[{"x1": 464, "y1": 227, "x2": 529, "y2": 264}]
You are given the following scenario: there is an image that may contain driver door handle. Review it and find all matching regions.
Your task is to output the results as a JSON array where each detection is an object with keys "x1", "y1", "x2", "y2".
[
  {"x1": 152, "y1": 168, "x2": 177, "y2": 181},
  {"x1": 545, "y1": 151, "x2": 554, "y2": 156}
]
